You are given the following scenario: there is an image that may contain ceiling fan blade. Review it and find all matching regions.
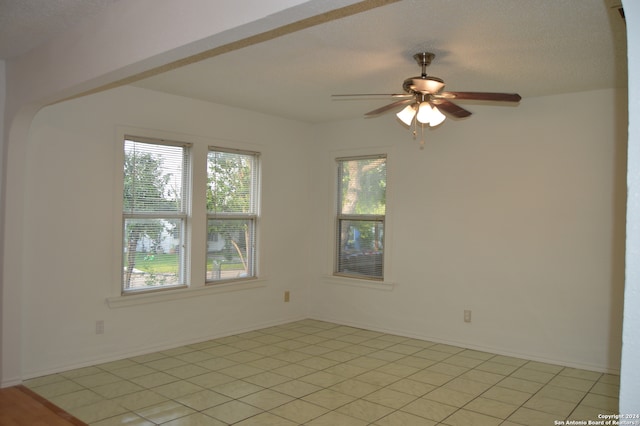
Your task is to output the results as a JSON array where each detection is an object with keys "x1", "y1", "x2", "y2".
[
  {"x1": 439, "y1": 91, "x2": 522, "y2": 102},
  {"x1": 332, "y1": 93, "x2": 413, "y2": 98},
  {"x1": 365, "y1": 99, "x2": 414, "y2": 116},
  {"x1": 431, "y1": 99, "x2": 472, "y2": 118}
]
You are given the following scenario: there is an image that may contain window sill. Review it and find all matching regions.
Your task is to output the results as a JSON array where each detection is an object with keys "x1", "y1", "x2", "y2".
[
  {"x1": 106, "y1": 278, "x2": 267, "y2": 308},
  {"x1": 322, "y1": 275, "x2": 396, "y2": 291}
]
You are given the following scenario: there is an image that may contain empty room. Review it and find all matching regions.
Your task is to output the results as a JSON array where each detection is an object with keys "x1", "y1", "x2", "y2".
[{"x1": 1, "y1": 0, "x2": 639, "y2": 424}]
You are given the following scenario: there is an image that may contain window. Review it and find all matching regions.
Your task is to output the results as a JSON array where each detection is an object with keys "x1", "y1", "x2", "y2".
[
  {"x1": 336, "y1": 155, "x2": 386, "y2": 280},
  {"x1": 206, "y1": 148, "x2": 259, "y2": 283},
  {"x1": 122, "y1": 137, "x2": 190, "y2": 293}
]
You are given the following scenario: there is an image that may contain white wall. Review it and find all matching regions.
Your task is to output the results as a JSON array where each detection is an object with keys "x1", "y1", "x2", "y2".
[
  {"x1": 22, "y1": 85, "x2": 627, "y2": 377},
  {"x1": 0, "y1": 59, "x2": 4, "y2": 176},
  {"x1": 309, "y1": 88, "x2": 627, "y2": 373},
  {"x1": 0, "y1": 59, "x2": 5, "y2": 376},
  {"x1": 21, "y1": 86, "x2": 312, "y2": 378},
  {"x1": 621, "y1": 0, "x2": 640, "y2": 413}
]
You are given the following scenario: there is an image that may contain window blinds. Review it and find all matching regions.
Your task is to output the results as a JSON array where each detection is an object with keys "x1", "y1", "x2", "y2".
[{"x1": 124, "y1": 139, "x2": 189, "y2": 214}]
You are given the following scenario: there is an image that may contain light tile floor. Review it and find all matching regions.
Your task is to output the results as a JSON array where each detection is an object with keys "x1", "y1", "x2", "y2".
[{"x1": 24, "y1": 319, "x2": 620, "y2": 425}]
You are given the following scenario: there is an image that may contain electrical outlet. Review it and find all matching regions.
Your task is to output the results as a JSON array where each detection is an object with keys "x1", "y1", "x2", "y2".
[
  {"x1": 284, "y1": 291, "x2": 290, "y2": 302},
  {"x1": 464, "y1": 310, "x2": 471, "y2": 323},
  {"x1": 96, "y1": 320, "x2": 104, "y2": 334}
]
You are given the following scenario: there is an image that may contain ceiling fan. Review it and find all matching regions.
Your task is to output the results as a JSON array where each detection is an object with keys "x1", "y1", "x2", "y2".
[{"x1": 333, "y1": 52, "x2": 521, "y2": 146}]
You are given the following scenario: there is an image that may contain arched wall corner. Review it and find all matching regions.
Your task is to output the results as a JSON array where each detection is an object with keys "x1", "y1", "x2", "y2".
[{"x1": 0, "y1": 103, "x2": 41, "y2": 386}]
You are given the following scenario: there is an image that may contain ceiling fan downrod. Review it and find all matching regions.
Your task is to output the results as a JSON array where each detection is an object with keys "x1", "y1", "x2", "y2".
[{"x1": 415, "y1": 52, "x2": 435, "y2": 77}]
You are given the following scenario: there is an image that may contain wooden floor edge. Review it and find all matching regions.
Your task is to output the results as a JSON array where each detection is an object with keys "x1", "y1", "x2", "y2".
[{"x1": 14, "y1": 385, "x2": 88, "y2": 425}]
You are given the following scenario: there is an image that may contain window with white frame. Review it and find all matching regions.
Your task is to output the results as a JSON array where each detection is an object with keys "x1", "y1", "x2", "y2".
[
  {"x1": 122, "y1": 137, "x2": 190, "y2": 293},
  {"x1": 206, "y1": 147, "x2": 259, "y2": 283},
  {"x1": 335, "y1": 155, "x2": 386, "y2": 280}
]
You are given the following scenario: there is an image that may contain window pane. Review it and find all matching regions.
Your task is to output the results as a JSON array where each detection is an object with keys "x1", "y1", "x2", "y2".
[
  {"x1": 337, "y1": 219, "x2": 384, "y2": 279},
  {"x1": 122, "y1": 138, "x2": 189, "y2": 293},
  {"x1": 336, "y1": 155, "x2": 386, "y2": 280},
  {"x1": 123, "y1": 218, "x2": 183, "y2": 290},
  {"x1": 207, "y1": 147, "x2": 259, "y2": 284},
  {"x1": 124, "y1": 140, "x2": 186, "y2": 213},
  {"x1": 339, "y1": 157, "x2": 386, "y2": 215},
  {"x1": 207, "y1": 150, "x2": 256, "y2": 214},
  {"x1": 206, "y1": 219, "x2": 254, "y2": 282}
]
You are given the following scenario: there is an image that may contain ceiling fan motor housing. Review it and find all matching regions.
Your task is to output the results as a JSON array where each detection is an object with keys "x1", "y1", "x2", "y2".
[
  {"x1": 402, "y1": 52, "x2": 446, "y2": 95},
  {"x1": 403, "y1": 76, "x2": 445, "y2": 95}
]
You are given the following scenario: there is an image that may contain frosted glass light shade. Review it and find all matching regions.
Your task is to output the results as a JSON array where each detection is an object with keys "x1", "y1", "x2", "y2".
[
  {"x1": 416, "y1": 102, "x2": 434, "y2": 124},
  {"x1": 396, "y1": 104, "x2": 417, "y2": 125},
  {"x1": 429, "y1": 106, "x2": 446, "y2": 126}
]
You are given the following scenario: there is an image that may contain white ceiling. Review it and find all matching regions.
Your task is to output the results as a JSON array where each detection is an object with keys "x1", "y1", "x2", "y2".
[
  {"x1": 1, "y1": 0, "x2": 628, "y2": 123},
  {"x1": 0, "y1": 0, "x2": 120, "y2": 59}
]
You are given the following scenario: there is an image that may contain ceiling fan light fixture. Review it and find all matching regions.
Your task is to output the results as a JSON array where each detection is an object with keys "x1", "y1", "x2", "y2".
[{"x1": 396, "y1": 104, "x2": 417, "y2": 126}]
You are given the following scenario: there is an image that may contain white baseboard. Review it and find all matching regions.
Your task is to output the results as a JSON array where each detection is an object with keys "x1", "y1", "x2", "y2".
[
  {"x1": 308, "y1": 314, "x2": 621, "y2": 375},
  {"x1": 21, "y1": 315, "x2": 308, "y2": 380},
  {"x1": 1, "y1": 377, "x2": 23, "y2": 388}
]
